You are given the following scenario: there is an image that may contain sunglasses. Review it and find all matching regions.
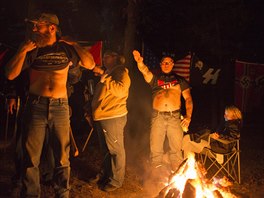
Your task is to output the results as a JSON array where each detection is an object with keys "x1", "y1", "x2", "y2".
[
  {"x1": 161, "y1": 61, "x2": 173, "y2": 65},
  {"x1": 27, "y1": 21, "x2": 51, "y2": 29}
]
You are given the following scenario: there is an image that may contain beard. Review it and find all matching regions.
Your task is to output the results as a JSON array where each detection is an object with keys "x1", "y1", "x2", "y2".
[{"x1": 29, "y1": 30, "x2": 52, "y2": 47}]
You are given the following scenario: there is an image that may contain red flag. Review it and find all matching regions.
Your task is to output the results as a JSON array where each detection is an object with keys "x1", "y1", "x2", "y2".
[
  {"x1": 88, "y1": 41, "x2": 102, "y2": 66},
  {"x1": 235, "y1": 60, "x2": 264, "y2": 113},
  {"x1": 173, "y1": 54, "x2": 191, "y2": 82},
  {"x1": 80, "y1": 41, "x2": 102, "y2": 66}
]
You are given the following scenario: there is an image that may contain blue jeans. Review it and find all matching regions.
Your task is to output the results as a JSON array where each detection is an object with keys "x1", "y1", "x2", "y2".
[
  {"x1": 21, "y1": 95, "x2": 70, "y2": 198},
  {"x1": 96, "y1": 115, "x2": 127, "y2": 188},
  {"x1": 150, "y1": 110, "x2": 183, "y2": 167}
]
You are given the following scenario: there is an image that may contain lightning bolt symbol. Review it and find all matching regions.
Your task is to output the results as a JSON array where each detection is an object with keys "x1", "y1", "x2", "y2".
[{"x1": 202, "y1": 68, "x2": 221, "y2": 84}]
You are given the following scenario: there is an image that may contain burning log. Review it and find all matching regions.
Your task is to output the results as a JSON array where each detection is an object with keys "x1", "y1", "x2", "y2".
[
  {"x1": 212, "y1": 190, "x2": 224, "y2": 198},
  {"x1": 165, "y1": 188, "x2": 180, "y2": 198},
  {"x1": 158, "y1": 158, "x2": 190, "y2": 198},
  {"x1": 168, "y1": 158, "x2": 188, "y2": 183},
  {"x1": 182, "y1": 179, "x2": 196, "y2": 198},
  {"x1": 156, "y1": 154, "x2": 237, "y2": 198},
  {"x1": 158, "y1": 181, "x2": 180, "y2": 198}
]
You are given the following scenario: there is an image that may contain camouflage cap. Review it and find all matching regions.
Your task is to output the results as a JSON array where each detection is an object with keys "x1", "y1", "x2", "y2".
[{"x1": 25, "y1": 12, "x2": 59, "y2": 25}]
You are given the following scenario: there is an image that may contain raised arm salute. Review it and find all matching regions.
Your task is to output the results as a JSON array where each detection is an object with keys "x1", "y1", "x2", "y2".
[
  {"x1": 132, "y1": 50, "x2": 153, "y2": 83},
  {"x1": 133, "y1": 49, "x2": 193, "y2": 172}
]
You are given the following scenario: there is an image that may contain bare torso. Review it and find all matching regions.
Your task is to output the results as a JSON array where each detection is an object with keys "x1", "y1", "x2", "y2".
[
  {"x1": 28, "y1": 66, "x2": 69, "y2": 98},
  {"x1": 153, "y1": 84, "x2": 182, "y2": 111}
]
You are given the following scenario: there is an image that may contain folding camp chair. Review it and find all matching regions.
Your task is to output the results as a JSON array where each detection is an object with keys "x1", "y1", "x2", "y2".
[{"x1": 199, "y1": 137, "x2": 241, "y2": 184}]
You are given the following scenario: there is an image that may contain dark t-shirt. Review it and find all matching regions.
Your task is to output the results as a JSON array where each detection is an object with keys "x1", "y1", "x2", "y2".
[
  {"x1": 23, "y1": 41, "x2": 80, "y2": 71},
  {"x1": 149, "y1": 72, "x2": 190, "y2": 95}
]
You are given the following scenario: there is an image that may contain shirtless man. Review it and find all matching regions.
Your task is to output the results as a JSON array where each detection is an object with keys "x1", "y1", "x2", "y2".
[
  {"x1": 133, "y1": 50, "x2": 193, "y2": 171},
  {"x1": 5, "y1": 13, "x2": 95, "y2": 198}
]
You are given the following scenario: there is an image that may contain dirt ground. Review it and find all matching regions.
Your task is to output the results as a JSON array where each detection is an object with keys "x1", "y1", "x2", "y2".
[{"x1": 0, "y1": 116, "x2": 264, "y2": 198}]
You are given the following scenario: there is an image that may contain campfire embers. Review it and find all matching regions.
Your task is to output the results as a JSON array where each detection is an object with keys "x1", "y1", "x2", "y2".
[{"x1": 157, "y1": 153, "x2": 237, "y2": 198}]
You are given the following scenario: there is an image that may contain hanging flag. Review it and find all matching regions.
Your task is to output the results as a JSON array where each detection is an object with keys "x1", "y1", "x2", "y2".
[
  {"x1": 88, "y1": 41, "x2": 102, "y2": 66},
  {"x1": 190, "y1": 54, "x2": 221, "y2": 86},
  {"x1": 79, "y1": 41, "x2": 103, "y2": 66},
  {"x1": 235, "y1": 60, "x2": 264, "y2": 113},
  {"x1": 173, "y1": 54, "x2": 191, "y2": 82},
  {"x1": 142, "y1": 43, "x2": 191, "y2": 80}
]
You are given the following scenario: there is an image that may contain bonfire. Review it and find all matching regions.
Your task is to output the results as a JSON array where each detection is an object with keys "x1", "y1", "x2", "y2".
[{"x1": 157, "y1": 153, "x2": 237, "y2": 198}]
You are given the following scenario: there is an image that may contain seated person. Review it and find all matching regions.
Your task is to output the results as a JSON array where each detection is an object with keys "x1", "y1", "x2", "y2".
[{"x1": 182, "y1": 105, "x2": 242, "y2": 161}]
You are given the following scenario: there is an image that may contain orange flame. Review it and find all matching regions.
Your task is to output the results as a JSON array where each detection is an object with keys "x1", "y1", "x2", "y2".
[{"x1": 159, "y1": 153, "x2": 237, "y2": 198}]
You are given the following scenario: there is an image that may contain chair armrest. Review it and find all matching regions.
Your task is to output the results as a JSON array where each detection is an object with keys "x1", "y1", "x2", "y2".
[{"x1": 209, "y1": 136, "x2": 238, "y2": 145}]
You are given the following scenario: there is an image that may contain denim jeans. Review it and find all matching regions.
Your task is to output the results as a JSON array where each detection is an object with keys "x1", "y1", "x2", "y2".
[
  {"x1": 21, "y1": 95, "x2": 70, "y2": 198},
  {"x1": 96, "y1": 115, "x2": 127, "y2": 188},
  {"x1": 150, "y1": 110, "x2": 183, "y2": 167},
  {"x1": 13, "y1": 118, "x2": 55, "y2": 187}
]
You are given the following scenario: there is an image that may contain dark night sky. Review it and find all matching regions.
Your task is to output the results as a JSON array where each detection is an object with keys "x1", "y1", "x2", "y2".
[
  {"x1": 1, "y1": 0, "x2": 264, "y2": 64},
  {"x1": 137, "y1": 0, "x2": 264, "y2": 64}
]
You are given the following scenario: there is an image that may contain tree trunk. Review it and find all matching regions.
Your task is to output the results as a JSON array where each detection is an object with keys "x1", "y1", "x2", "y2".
[{"x1": 124, "y1": 0, "x2": 138, "y2": 69}]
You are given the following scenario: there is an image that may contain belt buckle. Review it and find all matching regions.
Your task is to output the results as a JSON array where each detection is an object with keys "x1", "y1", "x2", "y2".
[
  {"x1": 160, "y1": 111, "x2": 172, "y2": 116},
  {"x1": 167, "y1": 111, "x2": 173, "y2": 116}
]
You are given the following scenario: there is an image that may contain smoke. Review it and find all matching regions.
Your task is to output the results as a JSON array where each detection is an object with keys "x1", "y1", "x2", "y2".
[{"x1": 124, "y1": 70, "x2": 171, "y2": 196}]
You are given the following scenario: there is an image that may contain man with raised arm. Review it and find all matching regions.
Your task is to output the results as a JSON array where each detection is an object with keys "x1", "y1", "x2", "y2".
[{"x1": 133, "y1": 50, "x2": 193, "y2": 172}]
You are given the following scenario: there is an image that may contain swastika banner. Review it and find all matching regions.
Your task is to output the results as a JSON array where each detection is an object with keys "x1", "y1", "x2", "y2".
[{"x1": 235, "y1": 60, "x2": 264, "y2": 113}]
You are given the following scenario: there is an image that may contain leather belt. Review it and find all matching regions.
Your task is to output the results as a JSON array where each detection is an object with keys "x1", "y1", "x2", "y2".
[
  {"x1": 154, "y1": 109, "x2": 180, "y2": 116},
  {"x1": 28, "y1": 94, "x2": 68, "y2": 104}
]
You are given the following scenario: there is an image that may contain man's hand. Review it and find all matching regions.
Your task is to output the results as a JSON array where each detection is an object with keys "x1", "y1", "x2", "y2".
[
  {"x1": 132, "y1": 50, "x2": 153, "y2": 83},
  {"x1": 181, "y1": 116, "x2": 191, "y2": 129},
  {"x1": 93, "y1": 66, "x2": 104, "y2": 76},
  {"x1": 59, "y1": 36, "x2": 95, "y2": 70},
  {"x1": 5, "y1": 40, "x2": 36, "y2": 80},
  {"x1": 20, "y1": 40, "x2": 37, "y2": 53},
  {"x1": 210, "y1": 132, "x2": 220, "y2": 139},
  {"x1": 7, "y1": 98, "x2": 17, "y2": 114},
  {"x1": 132, "y1": 50, "x2": 144, "y2": 63},
  {"x1": 100, "y1": 73, "x2": 108, "y2": 83}
]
